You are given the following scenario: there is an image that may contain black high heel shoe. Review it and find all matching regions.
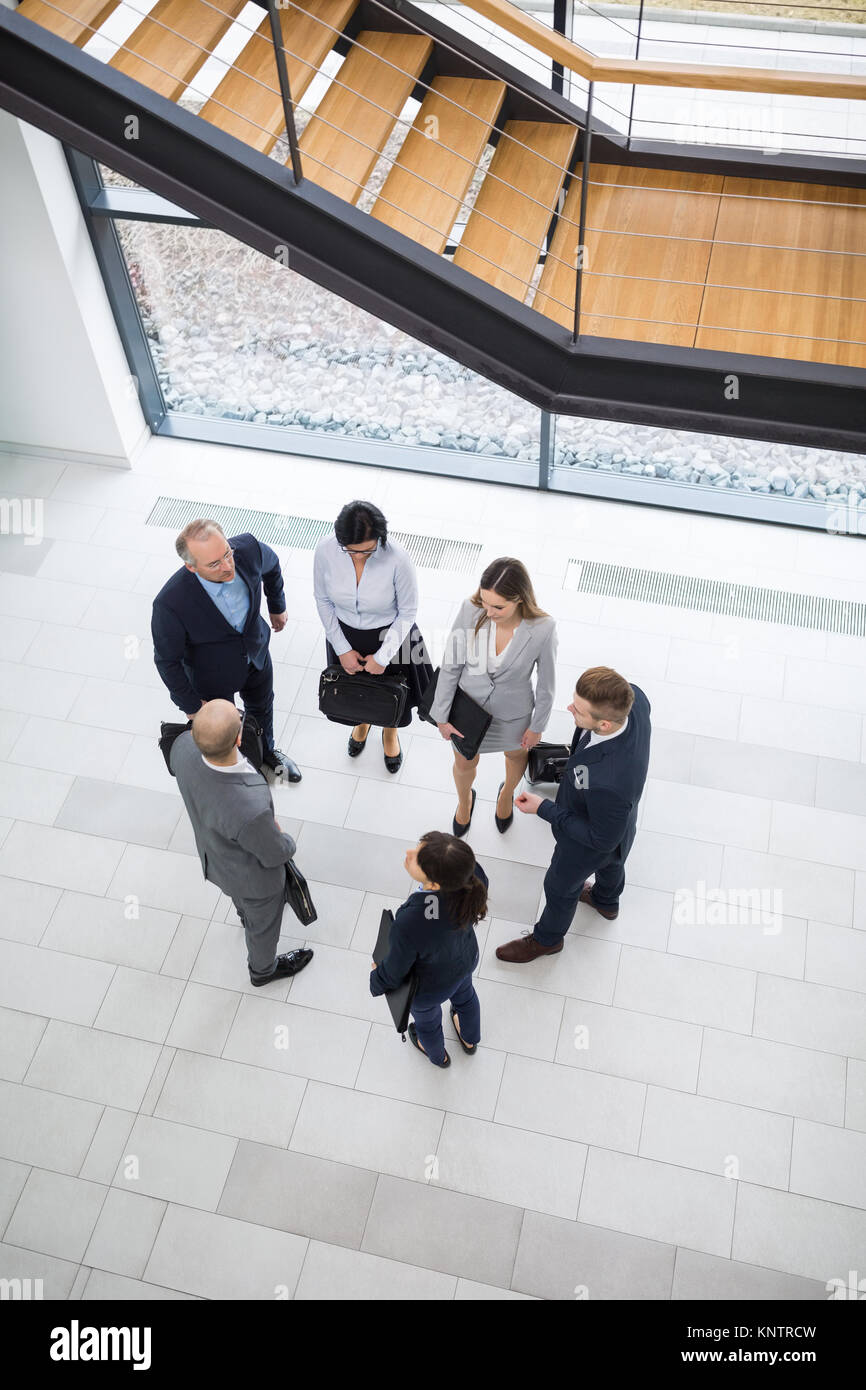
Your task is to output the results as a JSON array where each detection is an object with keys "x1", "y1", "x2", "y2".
[
  {"x1": 494, "y1": 780, "x2": 514, "y2": 833},
  {"x1": 453, "y1": 788, "x2": 476, "y2": 838},
  {"x1": 382, "y1": 729, "x2": 402, "y2": 773},
  {"x1": 347, "y1": 727, "x2": 369, "y2": 757}
]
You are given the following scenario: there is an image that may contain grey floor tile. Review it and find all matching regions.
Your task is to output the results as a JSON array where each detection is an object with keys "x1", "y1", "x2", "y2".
[
  {"x1": 285, "y1": 941, "x2": 397, "y2": 1025},
  {"x1": 362, "y1": 1175, "x2": 523, "y2": 1288},
  {"x1": 79, "y1": 1109, "x2": 137, "y2": 1185},
  {"x1": 615, "y1": 946, "x2": 756, "y2": 1033},
  {"x1": 112, "y1": 1115, "x2": 237, "y2": 1211},
  {"x1": 555, "y1": 998, "x2": 703, "y2": 1092},
  {"x1": 578, "y1": 1149, "x2": 736, "y2": 1258},
  {"x1": 295, "y1": 1240, "x2": 456, "y2": 1300},
  {"x1": 646, "y1": 727, "x2": 695, "y2": 785},
  {"x1": 84, "y1": 1189, "x2": 167, "y2": 1280},
  {"x1": 0, "y1": 571, "x2": 94, "y2": 626},
  {"x1": 219, "y1": 1142, "x2": 376, "y2": 1249},
  {"x1": 139, "y1": 1048, "x2": 175, "y2": 1117},
  {"x1": 22, "y1": 621, "x2": 131, "y2": 682},
  {"x1": 0, "y1": 657, "x2": 83, "y2": 719},
  {"x1": 190, "y1": 919, "x2": 295, "y2": 999},
  {"x1": 4, "y1": 1169, "x2": 107, "y2": 1262},
  {"x1": 720, "y1": 847, "x2": 853, "y2": 930},
  {"x1": 0, "y1": 1157, "x2": 30, "y2": 1237},
  {"x1": 754, "y1": 974, "x2": 866, "y2": 1060},
  {"x1": 164, "y1": 983, "x2": 241, "y2": 1056},
  {"x1": 691, "y1": 736, "x2": 816, "y2": 806},
  {"x1": 732, "y1": 1183, "x2": 866, "y2": 1284},
  {"x1": 223, "y1": 996, "x2": 371, "y2": 1087},
  {"x1": 290, "y1": 1080, "x2": 443, "y2": 1183},
  {"x1": 155, "y1": 1050, "x2": 305, "y2": 1146},
  {"x1": 0, "y1": 1005, "x2": 48, "y2": 1082},
  {"x1": 294, "y1": 822, "x2": 418, "y2": 897},
  {"x1": 667, "y1": 912, "x2": 807, "y2": 981},
  {"x1": 55, "y1": 777, "x2": 182, "y2": 849},
  {"x1": 435, "y1": 1112, "x2": 586, "y2": 1219},
  {"x1": 569, "y1": 884, "x2": 673, "y2": 953},
  {"x1": 789, "y1": 1119, "x2": 866, "y2": 1209},
  {"x1": 455, "y1": 1278, "x2": 536, "y2": 1300},
  {"x1": 279, "y1": 879, "x2": 363, "y2": 951},
  {"x1": 68, "y1": 1264, "x2": 91, "y2": 1301},
  {"x1": 494, "y1": 1053, "x2": 645, "y2": 1153},
  {"x1": 0, "y1": 875, "x2": 61, "y2": 947},
  {"x1": 671, "y1": 1248, "x2": 830, "y2": 1300},
  {"x1": 805, "y1": 921, "x2": 866, "y2": 994},
  {"x1": 40, "y1": 890, "x2": 179, "y2": 973},
  {"x1": 0, "y1": 1241, "x2": 79, "y2": 1298},
  {"x1": 0, "y1": 821, "x2": 123, "y2": 895},
  {"x1": 482, "y1": 856, "x2": 548, "y2": 928},
  {"x1": 7, "y1": 714, "x2": 134, "y2": 779},
  {"x1": 815, "y1": 756, "x2": 866, "y2": 816},
  {"x1": 640, "y1": 1088, "x2": 792, "y2": 1188},
  {"x1": 469, "y1": 977, "x2": 565, "y2": 1062},
  {"x1": 106, "y1": 844, "x2": 221, "y2": 918},
  {"x1": 512, "y1": 1209, "x2": 676, "y2": 1301},
  {"x1": 159, "y1": 914, "x2": 209, "y2": 980},
  {"x1": 699, "y1": 1028, "x2": 846, "y2": 1125},
  {"x1": 0, "y1": 1079, "x2": 103, "y2": 1174},
  {"x1": 846, "y1": 1059, "x2": 866, "y2": 1132},
  {"x1": 0, "y1": 762, "x2": 73, "y2": 825},
  {"x1": 626, "y1": 830, "x2": 725, "y2": 895},
  {"x1": 24, "y1": 1020, "x2": 161, "y2": 1109},
  {"x1": 144, "y1": 1203, "x2": 308, "y2": 1299},
  {"x1": 0, "y1": 939, "x2": 114, "y2": 1026},
  {"x1": 94, "y1": 967, "x2": 185, "y2": 1044},
  {"x1": 354, "y1": 1022, "x2": 506, "y2": 1122},
  {"x1": 642, "y1": 779, "x2": 771, "y2": 853},
  {"x1": 0, "y1": 618, "x2": 40, "y2": 667},
  {"x1": 481, "y1": 923, "x2": 620, "y2": 1004},
  {"x1": 82, "y1": 1270, "x2": 201, "y2": 1300}
]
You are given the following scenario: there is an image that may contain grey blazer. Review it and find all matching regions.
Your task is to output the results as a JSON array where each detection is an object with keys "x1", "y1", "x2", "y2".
[
  {"x1": 170, "y1": 731, "x2": 296, "y2": 901},
  {"x1": 430, "y1": 598, "x2": 558, "y2": 732}
]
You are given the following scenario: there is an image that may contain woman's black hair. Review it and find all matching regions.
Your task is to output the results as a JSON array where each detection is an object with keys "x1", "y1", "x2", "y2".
[
  {"x1": 334, "y1": 500, "x2": 388, "y2": 549},
  {"x1": 416, "y1": 831, "x2": 487, "y2": 930}
]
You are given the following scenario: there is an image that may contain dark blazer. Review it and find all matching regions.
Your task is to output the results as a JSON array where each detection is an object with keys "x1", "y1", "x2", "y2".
[
  {"x1": 536, "y1": 684, "x2": 651, "y2": 877},
  {"x1": 370, "y1": 864, "x2": 488, "y2": 998},
  {"x1": 151, "y1": 533, "x2": 286, "y2": 714}
]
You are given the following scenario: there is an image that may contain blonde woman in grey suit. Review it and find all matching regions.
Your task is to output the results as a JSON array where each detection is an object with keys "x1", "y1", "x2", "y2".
[{"x1": 429, "y1": 557, "x2": 558, "y2": 836}]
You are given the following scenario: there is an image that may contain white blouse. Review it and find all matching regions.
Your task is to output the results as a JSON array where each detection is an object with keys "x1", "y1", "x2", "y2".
[{"x1": 313, "y1": 533, "x2": 419, "y2": 667}]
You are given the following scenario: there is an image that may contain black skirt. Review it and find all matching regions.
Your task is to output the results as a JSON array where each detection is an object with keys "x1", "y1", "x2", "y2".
[{"x1": 325, "y1": 620, "x2": 434, "y2": 729}]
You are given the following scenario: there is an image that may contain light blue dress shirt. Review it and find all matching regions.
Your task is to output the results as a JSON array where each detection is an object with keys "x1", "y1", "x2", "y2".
[
  {"x1": 313, "y1": 534, "x2": 418, "y2": 666},
  {"x1": 195, "y1": 572, "x2": 251, "y2": 633}
]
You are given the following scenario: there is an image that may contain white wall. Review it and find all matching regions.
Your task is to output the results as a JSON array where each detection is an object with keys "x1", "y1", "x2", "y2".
[{"x1": 0, "y1": 111, "x2": 149, "y2": 466}]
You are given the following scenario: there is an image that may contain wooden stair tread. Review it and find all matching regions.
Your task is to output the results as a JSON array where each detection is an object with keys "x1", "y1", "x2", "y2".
[
  {"x1": 17, "y1": 0, "x2": 121, "y2": 46},
  {"x1": 452, "y1": 119, "x2": 576, "y2": 302},
  {"x1": 199, "y1": 0, "x2": 358, "y2": 154},
  {"x1": 110, "y1": 0, "x2": 247, "y2": 102},
  {"x1": 371, "y1": 76, "x2": 505, "y2": 253},
  {"x1": 535, "y1": 163, "x2": 721, "y2": 343},
  {"x1": 298, "y1": 30, "x2": 433, "y2": 203}
]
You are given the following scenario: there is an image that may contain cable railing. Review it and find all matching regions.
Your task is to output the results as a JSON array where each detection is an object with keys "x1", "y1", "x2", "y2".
[{"x1": 20, "y1": 0, "x2": 866, "y2": 361}]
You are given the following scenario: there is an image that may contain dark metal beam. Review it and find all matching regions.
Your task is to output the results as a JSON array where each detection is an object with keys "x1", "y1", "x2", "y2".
[{"x1": 1, "y1": 8, "x2": 864, "y2": 454}]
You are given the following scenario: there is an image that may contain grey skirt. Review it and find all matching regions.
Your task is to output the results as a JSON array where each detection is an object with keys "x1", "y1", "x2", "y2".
[{"x1": 474, "y1": 711, "x2": 534, "y2": 755}]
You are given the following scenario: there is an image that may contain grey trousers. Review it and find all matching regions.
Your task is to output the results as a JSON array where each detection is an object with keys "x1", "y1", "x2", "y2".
[{"x1": 234, "y1": 890, "x2": 286, "y2": 976}]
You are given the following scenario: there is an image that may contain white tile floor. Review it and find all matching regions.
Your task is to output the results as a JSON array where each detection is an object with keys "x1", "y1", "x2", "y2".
[{"x1": 0, "y1": 436, "x2": 864, "y2": 1300}]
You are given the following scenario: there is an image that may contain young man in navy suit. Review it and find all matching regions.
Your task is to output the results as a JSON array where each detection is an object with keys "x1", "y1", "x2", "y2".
[
  {"x1": 496, "y1": 666, "x2": 651, "y2": 962},
  {"x1": 151, "y1": 519, "x2": 301, "y2": 783}
]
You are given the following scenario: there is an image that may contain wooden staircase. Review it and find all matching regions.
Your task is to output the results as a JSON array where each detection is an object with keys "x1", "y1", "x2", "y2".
[{"x1": 15, "y1": 0, "x2": 866, "y2": 369}]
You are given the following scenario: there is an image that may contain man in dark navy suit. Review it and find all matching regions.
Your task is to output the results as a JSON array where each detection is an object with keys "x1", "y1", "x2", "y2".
[
  {"x1": 151, "y1": 518, "x2": 301, "y2": 782},
  {"x1": 496, "y1": 666, "x2": 650, "y2": 962}
]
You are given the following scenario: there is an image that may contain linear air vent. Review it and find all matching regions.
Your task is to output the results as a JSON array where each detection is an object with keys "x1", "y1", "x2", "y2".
[
  {"x1": 146, "y1": 498, "x2": 482, "y2": 574},
  {"x1": 565, "y1": 559, "x2": 866, "y2": 636}
]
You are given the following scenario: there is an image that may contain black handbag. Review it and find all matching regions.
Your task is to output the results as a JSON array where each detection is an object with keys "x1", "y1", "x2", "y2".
[
  {"x1": 417, "y1": 669, "x2": 492, "y2": 761},
  {"x1": 159, "y1": 710, "x2": 264, "y2": 775},
  {"x1": 318, "y1": 664, "x2": 409, "y2": 728},
  {"x1": 284, "y1": 860, "x2": 317, "y2": 926},
  {"x1": 373, "y1": 908, "x2": 419, "y2": 1037},
  {"x1": 526, "y1": 741, "x2": 571, "y2": 785}
]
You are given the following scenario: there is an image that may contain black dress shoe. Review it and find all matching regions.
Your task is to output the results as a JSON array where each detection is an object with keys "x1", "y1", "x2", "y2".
[
  {"x1": 262, "y1": 748, "x2": 302, "y2": 783},
  {"x1": 347, "y1": 730, "x2": 369, "y2": 757},
  {"x1": 382, "y1": 730, "x2": 402, "y2": 773},
  {"x1": 249, "y1": 947, "x2": 314, "y2": 986},
  {"x1": 494, "y1": 780, "x2": 514, "y2": 833},
  {"x1": 452, "y1": 787, "x2": 476, "y2": 838},
  {"x1": 408, "y1": 1022, "x2": 450, "y2": 1067},
  {"x1": 449, "y1": 1006, "x2": 477, "y2": 1055}
]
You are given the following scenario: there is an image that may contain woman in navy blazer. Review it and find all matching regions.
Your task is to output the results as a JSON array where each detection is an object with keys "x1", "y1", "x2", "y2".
[{"x1": 370, "y1": 832, "x2": 487, "y2": 1067}]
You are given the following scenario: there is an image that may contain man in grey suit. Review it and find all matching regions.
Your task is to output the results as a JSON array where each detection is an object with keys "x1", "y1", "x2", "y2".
[{"x1": 170, "y1": 700, "x2": 313, "y2": 986}]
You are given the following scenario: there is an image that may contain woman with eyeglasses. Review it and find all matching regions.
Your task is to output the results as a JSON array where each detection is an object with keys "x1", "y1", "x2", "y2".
[
  {"x1": 429, "y1": 557, "x2": 557, "y2": 835},
  {"x1": 313, "y1": 501, "x2": 433, "y2": 771}
]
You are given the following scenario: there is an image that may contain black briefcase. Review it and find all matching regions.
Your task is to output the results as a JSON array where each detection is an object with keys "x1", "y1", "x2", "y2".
[
  {"x1": 318, "y1": 665, "x2": 409, "y2": 728},
  {"x1": 159, "y1": 710, "x2": 264, "y2": 774},
  {"x1": 373, "y1": 908, "x2": 419, "y2": 1038},
  {"x1": 284, "y1": 860, "x2": 317, "y2": 926},
  {"x1": 526, "y1": 741, "x2": 570, "y2": 785},
  {"x1": 417, "y1": 669, "x2": 492, "y2": 760}
]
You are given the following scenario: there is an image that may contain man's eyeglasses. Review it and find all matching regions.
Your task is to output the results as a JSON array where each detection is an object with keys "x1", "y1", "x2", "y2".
[{"x1": 200, "y1": 546, "x2": 234, "y2": 572}]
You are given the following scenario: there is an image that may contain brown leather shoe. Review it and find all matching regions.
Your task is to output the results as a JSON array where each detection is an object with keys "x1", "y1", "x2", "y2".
[
  {"x1": 495, "y1": 933, "x2": 563, "y2": 963},
  {"x1": 579, "y1": 885, "x2": 619, "y2": 920}
]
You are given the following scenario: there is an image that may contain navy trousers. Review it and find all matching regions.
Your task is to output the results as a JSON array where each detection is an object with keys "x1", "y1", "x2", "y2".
[
  {"x1": 199, "y1": 650, "x2": 276, "y2": 751},
  {"x1": 411, "y1": 971, "x2": 481, "y2": 1066},
  {"x1": 533, "y1": 844, "x2": 626, "y2": 948}
]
